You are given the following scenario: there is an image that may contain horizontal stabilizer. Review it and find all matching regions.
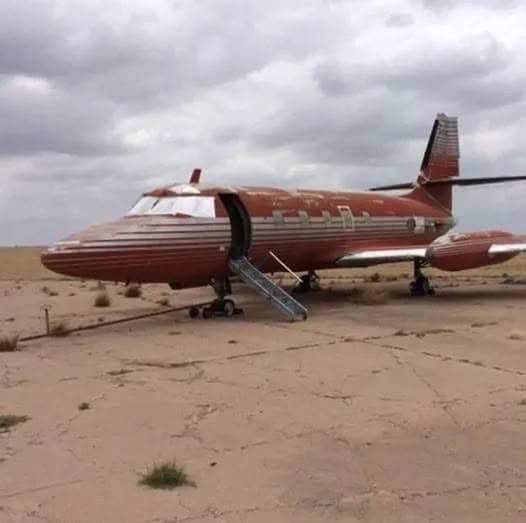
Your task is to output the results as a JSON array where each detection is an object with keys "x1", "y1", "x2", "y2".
[{"x1": 370, "y1": 175, "x2": 526, "y2": 191}]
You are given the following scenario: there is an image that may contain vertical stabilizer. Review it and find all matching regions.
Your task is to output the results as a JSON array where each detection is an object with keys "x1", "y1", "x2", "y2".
[
  {"x1": 412, "y1": 113, "x2": 459, "y2": 212},
  {"x1": 420, "y1": 113, "x2": 459, "y2": 180}
]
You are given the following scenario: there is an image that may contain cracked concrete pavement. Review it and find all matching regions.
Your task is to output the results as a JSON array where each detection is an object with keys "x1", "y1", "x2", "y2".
[{"x1": 1, "y1": 276, "x2": 526, "y2": 522}]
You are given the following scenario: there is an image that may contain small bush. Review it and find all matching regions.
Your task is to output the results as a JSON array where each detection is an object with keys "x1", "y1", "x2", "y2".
[
  {"x1": 508, "y1": 332, "x2": 525, "y2": 341},
  {"x1": 367, "y1": 272, "x2": 381, "y2": 283},
  {"x1": 139, "y1": 461, "x2": 195, "y2": 490},
  {"x1": 0, "y1": 335, "x2": 19, "y2": 352},
  {"x1": 0, "y1": 414, "x2": 29, "y2": 432},
  {"x1": 41, "y1": 286, "x2": 58, "y2": 296},
  {"x1": 158, "y1": 298, "x2": 170, "y2": 307},
  {"x1": 124, "y1": 284, "x2": 142, "y2": 298},
  {"x1": 78, "y1": 402, "x2": 90, "y2": 411},
  {"x1": 50, "y1": 321, "x2": 69, "y2": 336},
  {"x1": 94, "y1": 292, "x2": 111, "y2": 307}
]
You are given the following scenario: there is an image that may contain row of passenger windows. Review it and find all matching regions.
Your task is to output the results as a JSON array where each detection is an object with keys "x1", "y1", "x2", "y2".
[{"x1": 272, "y1": 208, "x2": 363, "y2": 227}]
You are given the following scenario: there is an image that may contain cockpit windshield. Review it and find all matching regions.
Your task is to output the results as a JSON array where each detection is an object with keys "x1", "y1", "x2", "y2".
[{"x1": 127, "y1": 196, "x2": 216, "y2": 218}]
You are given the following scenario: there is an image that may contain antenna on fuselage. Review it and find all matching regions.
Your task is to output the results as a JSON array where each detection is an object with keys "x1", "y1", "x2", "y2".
[{"x1": 189, "y1": 168, "x2": 201, "y2": 184}]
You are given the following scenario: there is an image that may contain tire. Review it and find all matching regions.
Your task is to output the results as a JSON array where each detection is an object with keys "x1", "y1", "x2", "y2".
[
  {"x1": 421, "y1": 278, "x2": 430, "y2": 295},
  {"x1": 189, "y1": 307, "x2": 200, "y2": 319},
  {"x1": 202, "y1": 307, "x2": 213, "y2": 319},
  {"x1": 223, "y1": 299, "x2": 235, "y2": 317}
]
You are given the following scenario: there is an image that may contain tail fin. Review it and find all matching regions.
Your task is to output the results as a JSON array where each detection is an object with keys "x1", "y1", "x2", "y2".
[
  {"x1": 369, "y1": 113, "x2": 526, "y2": 210},
  {"x1": 370, "y1": 113, "x2": 459, "y2": 212},
  {"x1": 420, "y1": 113, "x2": 459, "y2": 181},
  {"x1": 415, "y1": 113, "x2": 459, "y2": 211}
]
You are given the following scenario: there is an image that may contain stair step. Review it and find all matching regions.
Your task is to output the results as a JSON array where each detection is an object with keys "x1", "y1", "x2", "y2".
[{"x1": 229, "y1": 257, "x2": 307, "y2": 321}]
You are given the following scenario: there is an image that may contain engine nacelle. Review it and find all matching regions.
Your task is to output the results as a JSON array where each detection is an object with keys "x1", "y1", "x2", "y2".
[{"x1": 429, "y1": 231, "x2": 521, "y2": 271}]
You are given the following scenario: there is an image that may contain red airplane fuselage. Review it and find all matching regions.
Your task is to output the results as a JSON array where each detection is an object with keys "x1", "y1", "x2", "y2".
[{"x1": 41, "y1": 183, "x2": 458, "y2": 286}]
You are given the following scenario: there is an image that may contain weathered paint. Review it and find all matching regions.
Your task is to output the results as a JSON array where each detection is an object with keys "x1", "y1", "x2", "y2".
[{"x1": 41, "y1": 184, "x2": 458, "y2": 285}]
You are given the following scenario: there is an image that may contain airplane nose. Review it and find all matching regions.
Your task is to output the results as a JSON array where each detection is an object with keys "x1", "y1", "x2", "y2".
[{"x1": 41, "y1": 240, "x2": 83, "y2": 277}]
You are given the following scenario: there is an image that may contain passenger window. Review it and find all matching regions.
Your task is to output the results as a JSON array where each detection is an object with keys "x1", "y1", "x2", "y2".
[
  {"x1": 273, "y1": 210, "x2": 285, "y2": 226},
  {"x1": 322, "y1": 210, "x2": 332, "y2": 224},
  {"x1": 337, "y1": 205, "x2": 354, "y2": 229},
  {"x1": 298, "y1": 210, "x2": 309, "y2": 225}
]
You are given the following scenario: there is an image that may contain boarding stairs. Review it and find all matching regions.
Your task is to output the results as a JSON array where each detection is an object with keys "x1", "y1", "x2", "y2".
[{"x1": 228, "y1": 257, "x2": 308, "y2": 321}]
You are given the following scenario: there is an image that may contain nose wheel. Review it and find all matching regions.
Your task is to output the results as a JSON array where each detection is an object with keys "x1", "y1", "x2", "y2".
[
  {"x1": 201, "y1": 298, "x2": 242, "y2": 319},
  {"x1": 410, "y1": 260, "x2": 436, "y2": 296},
  {"x1": 188, "y1": 277, "x2": 244, "y2": 319}
]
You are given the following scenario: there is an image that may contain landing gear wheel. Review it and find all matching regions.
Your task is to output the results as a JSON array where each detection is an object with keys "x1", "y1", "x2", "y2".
[
  {"x1": 295, "y1": 271, "x2": 320, "y2": 293},
  {"x1": 410, "y1": 260, "x2": 435, "y2": 297},
  {"x1": 223, "y1": 299, "x2": 235, "y2": 317},
  {"x1": 202, "y1": 307, "x2": 213, "y2": 319},
  {"x1": 410, "y1": 276, "x2": 434, "y2": 296},
  {"x1": 188, "y1": 306, "x2": 200, "y2": 319}
]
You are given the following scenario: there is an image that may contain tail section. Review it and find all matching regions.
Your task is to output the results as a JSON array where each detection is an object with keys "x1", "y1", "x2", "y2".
[
  {"x1": 370, "y1": 113, "x2": 459, "y2": 212},
  {"x1": 414, "y1": 113, "x2": 459, "y2": 212},
  {"x1": 369, "y1": 113, "x2": 526, "y2": 211},
  {"x1": 420, "y1": 113, "x2": 459, "y2": 181}
]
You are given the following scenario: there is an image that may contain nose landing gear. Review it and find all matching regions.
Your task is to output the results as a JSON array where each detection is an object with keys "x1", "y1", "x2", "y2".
[
  {"x1": 410, "y1": 260, "x2": 436, "y2": 296},
  {"x1": 189, "y1": 277, "x2": 243, "y2": 319}
]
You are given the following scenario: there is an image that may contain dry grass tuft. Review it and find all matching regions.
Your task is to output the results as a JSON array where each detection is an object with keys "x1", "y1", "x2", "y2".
[
  {"x1": 366, "y1": 272, "x2": 381, "y2": 283},
  {"x1": 41, "y1": 286, "x2": 58, "y2": 296},
  {"x1": 78, "y1": 402, "x2": 90, "y2": 411},
  {"x1": 50, "y1": 321, "x2": 69, "y2": 336},
  {"x1": 94, "y1": 292, "x2": 111, "y2": 307},
  {"x1": 349, "y1": 286, "x2": 389, "y2": 305},
  {"x1": 471, "y1": 321, "x2": 498, "y2": 328},
  {"x1": 139, "y1": 461, "x2": 195, "y2": 490},
  {"x1": 0, "y1": 414, "x2": 29, "y2": 432},
  {"x1": 107, "y1": 369, "x2": 133, "y2": 376},
  {"x1": 0, "y1": 335, "x2": 19, "y2": 352},
  {"x1": 124, "y1": 284, "x2": 142, "y2": 298},
  {"x1": 158, "y1": 298, "x2": 170, "y2": 307},
  {"x1": 508, "y1": 332, "x2": 525, "y2": 341}
]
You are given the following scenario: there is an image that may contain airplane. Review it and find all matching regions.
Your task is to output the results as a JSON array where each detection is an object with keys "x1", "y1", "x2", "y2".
[{"x1": 41, "y1": 114, "x2": 526, "y2": 321}]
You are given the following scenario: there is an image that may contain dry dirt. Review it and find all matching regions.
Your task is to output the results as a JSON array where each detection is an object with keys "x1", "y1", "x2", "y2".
[{"x1": 1, "y1": 248, "x2": 526, "y2": 522}]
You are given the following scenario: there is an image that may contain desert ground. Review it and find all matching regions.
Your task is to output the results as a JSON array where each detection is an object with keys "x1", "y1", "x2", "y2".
[{"x1": 1, "y1": 247, "x2": 526, "y2": 522}]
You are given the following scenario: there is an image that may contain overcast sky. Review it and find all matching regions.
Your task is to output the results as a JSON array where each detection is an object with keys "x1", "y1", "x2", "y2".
[{"x1": 1, "y1": 0, "x2": 526, "y2": 245}]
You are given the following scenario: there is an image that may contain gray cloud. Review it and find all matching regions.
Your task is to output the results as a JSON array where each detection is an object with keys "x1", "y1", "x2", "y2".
[
  {"x1": 385, "y1": 13, "x2": 414, "y2": 27},
  {"x1": 1, "y1": 0, "x2": 526, "y2": 245}
]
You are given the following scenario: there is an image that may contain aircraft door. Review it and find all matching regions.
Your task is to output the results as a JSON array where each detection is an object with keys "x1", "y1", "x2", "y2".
[{"x1": 219, "y1": 194, "x2": 252, "y2": 259}]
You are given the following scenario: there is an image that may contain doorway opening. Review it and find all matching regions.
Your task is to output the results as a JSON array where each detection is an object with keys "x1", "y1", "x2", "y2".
[{"x1": 219, "y1": 194, "x2": 252, "y2": 259}]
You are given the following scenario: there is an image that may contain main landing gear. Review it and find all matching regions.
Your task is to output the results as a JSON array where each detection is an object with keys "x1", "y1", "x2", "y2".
[
  {"x1": 410, "y1": 260, "x2": 435, "y2": 296},
  {"x1": 294, "y1": 271, "x2": 320, "y2": 293},
  {"x1": 188, "y1": 277, "x2": 243, "y2": 319}
]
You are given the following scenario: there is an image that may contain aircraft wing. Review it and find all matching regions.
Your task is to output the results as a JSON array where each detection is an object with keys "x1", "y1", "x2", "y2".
[
  {"x1": 488, "y1": 243, "x2": 526, "y2": 255},
  {"x1": 336, "y1": 247, "x2": 428, "y2": 267}
]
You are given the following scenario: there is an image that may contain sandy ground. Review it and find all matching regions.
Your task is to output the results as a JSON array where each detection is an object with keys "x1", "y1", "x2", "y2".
[{"x1": 1, "y1": 249, "x2": 526, "y2": 522}]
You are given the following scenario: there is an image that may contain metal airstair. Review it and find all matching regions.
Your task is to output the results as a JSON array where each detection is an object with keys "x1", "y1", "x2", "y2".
[{"x1": 228, "y1": 257, "x2": 308, "y2": 321}]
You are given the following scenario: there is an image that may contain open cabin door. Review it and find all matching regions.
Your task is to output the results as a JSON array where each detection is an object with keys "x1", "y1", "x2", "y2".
[{"x1": 219, "y1": 194, "x2": 252, "y2": 259}]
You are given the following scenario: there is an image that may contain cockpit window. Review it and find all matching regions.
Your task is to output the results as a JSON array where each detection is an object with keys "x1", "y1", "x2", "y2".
[
  {"x1": 127, "y1": 196, "x2": 159, "y2": 215},
  {"x1": 127, "y1": 196, "x2": 216, "y2": 218}
]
